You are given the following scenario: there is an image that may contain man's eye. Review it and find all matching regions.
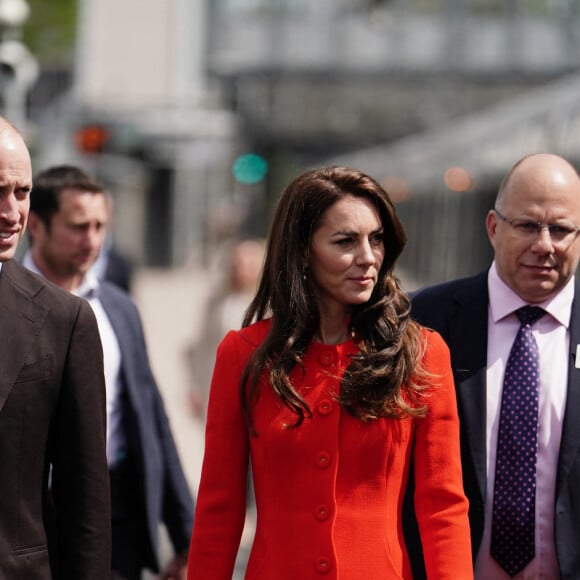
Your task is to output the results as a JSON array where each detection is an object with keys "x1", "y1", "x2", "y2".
[
  {"x1": 515, "y1": 221, "x2": 539, "y2": 233},
  {"x1": 549, "y1": 225, "x2": 574, "y2": 235},
  {"x1": 15, "y1": 188, "x2": 30, "y2": 200}
]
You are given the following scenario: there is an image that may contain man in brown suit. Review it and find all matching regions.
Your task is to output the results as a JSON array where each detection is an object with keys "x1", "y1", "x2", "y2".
[{"x1": 0, "y1": 117, "x2": 111, "y2": 578}]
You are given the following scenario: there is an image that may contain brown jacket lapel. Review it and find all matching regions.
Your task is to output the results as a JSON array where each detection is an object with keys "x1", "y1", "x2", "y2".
[{"x1": 0, "y1": 260, "x2": 50, "y2": 412}]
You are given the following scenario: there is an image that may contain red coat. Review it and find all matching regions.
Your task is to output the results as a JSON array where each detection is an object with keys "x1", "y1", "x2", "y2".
[{"x1": 188, "y1": 319, "x2": 472, "y2": 579}]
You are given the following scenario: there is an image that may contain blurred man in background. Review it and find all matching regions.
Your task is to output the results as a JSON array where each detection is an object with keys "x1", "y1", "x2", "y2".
[{"x1": 23, "y1": 164, "x2": 194, "y2": 580}]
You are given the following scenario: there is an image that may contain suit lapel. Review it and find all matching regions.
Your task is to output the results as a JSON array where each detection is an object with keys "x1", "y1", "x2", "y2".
[
  {"x1": 97, "y1": 285, "x2": 127, "y2": 349},
  {"x1": 0, "y1": 261, "x2": 49, "y2": 411},
  {"x1": 447, "y1": 272, "x2": 489, "y2": 501},
  {"x1": 97, "y1": 284, "x2": 133, "y2": 393},
  {"x1": 557, "y1": 281, "x2": 580, "y2": 489}
]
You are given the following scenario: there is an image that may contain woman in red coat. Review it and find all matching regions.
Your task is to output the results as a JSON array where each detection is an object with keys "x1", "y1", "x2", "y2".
[{"x1": 187, "y1": 166, "x2": 472, "y2": 579}]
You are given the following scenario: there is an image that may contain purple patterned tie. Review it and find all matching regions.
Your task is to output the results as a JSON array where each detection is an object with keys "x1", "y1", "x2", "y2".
[{"x1": 491, "y1": 305, "x2": 545, "y2": 577}]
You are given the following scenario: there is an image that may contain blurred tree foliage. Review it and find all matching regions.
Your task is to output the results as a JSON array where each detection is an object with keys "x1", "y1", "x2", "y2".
[{"x1": 22, "y1": 0, "x2": 77, "y2": 65}]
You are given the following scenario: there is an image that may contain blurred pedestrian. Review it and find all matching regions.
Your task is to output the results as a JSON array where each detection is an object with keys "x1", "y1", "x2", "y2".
[
  {"x1": 0, "y1": 119, "x2": 111, "y2": 578},
  {"x1": 187, "y1": 238, "x2": 265, "y2": 419},
  {"x1": 187, "y1": 166, "x2": 472, "y2": 579},
  {"x1": 410, "y1": 153, "x2": 580, "y2": 579},
  {"x1": 24, "y1": 164, "x2": 194, "y2": 580}
]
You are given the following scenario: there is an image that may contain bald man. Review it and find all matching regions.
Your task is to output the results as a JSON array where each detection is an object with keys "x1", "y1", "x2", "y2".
[
  {"x1": 0, "y1": 118, "x2": 110, "y2": 578},
  {"x1": 407, "y1": 154, "x2": 580, "y2": 579}
]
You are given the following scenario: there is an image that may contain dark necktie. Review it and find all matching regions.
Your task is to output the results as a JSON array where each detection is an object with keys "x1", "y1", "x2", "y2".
[{"x1": 490, "y1": 305, "x2": 545, "y2": 577}]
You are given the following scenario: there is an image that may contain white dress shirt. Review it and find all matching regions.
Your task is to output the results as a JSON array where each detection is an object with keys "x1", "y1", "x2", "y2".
[
  {"x1": 22, "y1": 252, "x2": 126, "y2": 467},
  {"x1": 475, "y1": 262, "x2": 571, "y2": 580}
]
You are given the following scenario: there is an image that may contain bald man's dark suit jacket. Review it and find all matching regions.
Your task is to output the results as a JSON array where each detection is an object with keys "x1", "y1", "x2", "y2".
[
  {"x1": 98, "y1": 281, "x2": 194, "y2": 573},
  {"x1": 406, "y1": 270, "x2": 580, "y2": 579},
  {"x1": 0, "y1": 260, "x2": 110, "y2": 579}
]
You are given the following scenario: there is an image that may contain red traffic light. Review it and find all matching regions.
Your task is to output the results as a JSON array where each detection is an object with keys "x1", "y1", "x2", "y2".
[{"x1": 75, "y1": 124, "x2": 110, "y2": 154}]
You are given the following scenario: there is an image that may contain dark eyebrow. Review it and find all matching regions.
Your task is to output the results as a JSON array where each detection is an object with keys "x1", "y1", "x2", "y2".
[
  {"x1": 330, "y1": 226, "x2": 384, "y2": 237},
  {"x1": 519, "y1": 218, "x2": 576, "y2": 226},
  {"x1": 0, "y1": 182, "x2": 32, "y2": 192}
]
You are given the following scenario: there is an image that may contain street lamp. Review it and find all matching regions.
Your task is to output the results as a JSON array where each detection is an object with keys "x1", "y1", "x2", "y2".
[
  {"x1": 0, "y1": 0, "x2": 29, "y2": 27},
  {"x1": 0, "y1": 0, "x2": 37, "y2": 130}
]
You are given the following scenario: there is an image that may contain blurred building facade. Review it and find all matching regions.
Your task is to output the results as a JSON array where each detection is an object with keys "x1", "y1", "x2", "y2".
[
  {"x1": 331, "y1": 73, "x2": 580, "y2": 287},
  {"x1": 12, "y1": 0, "x2": 580, "y2": 274}
]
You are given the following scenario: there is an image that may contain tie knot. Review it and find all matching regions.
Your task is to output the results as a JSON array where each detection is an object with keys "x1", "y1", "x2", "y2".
[{"x1": 516, "y1": 305, "x2": 545, "y2": 326}]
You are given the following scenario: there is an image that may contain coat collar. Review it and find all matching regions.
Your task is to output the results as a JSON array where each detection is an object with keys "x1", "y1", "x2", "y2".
[
  {"x1": 446, "y1": 270, "x2": 489, "y2": 501},
  {"x1": 0, "y1": 260, "x2": 50, "y2": 412},
  {"x1": 557, "y1": 279, "x2": 580, "y2": 490}
]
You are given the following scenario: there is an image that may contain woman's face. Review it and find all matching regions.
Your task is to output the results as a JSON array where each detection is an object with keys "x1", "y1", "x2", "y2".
[{"x1": 308, "y1": 194, "x2": 385, "y2": 315}]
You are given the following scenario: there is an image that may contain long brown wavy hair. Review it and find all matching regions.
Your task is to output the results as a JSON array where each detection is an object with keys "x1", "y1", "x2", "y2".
[{"x1": 241, "y1": 166, "x2": 428, "y2": 432}]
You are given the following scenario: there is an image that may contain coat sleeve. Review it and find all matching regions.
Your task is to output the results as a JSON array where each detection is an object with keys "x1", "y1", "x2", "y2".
[
  {"x1": 50, "y1": 298, "x2": 112, "y2": 579},
  {"x1": 412, "y1": 329, "x2": 473, "y2": 579},
  {"x1": 187, "y1": 330, "x2": 251, "y2": 579},
  {"x1": 102, "y1": 283, "x2": 195, "y2": 556},
  {"x1": 152, "y1": 369, "x2": 196, "y2": 554},
  {"x1": 126, "y1": 295, "x2": 195, "y2": 555}
]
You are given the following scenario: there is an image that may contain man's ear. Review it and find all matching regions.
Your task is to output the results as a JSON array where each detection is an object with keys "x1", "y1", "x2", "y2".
[
  {"x1": 485, "y1": 209, "x2": 498, "y2": 248},
  {"x1": 27, "y1": 212, "x2": 42, "y2": 242}
]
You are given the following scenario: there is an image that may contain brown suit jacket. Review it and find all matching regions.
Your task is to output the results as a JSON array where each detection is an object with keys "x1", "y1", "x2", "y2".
[{"x1": 0, "y1": 260, "x2": 111, "y2": 579}]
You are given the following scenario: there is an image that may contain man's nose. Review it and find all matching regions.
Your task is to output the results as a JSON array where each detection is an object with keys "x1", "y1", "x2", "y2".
[
  {"x1": 0, "y1": 194, "x2": 20, "y2": 224},
  {"x1": 84, "y1": 228, "x2": 103, "y2": 250},
  {"x1": 532, "y1": 226, "x2": 555, "y2": 252}
]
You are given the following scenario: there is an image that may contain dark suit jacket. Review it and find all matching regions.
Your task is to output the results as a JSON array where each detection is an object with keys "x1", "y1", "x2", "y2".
[
  {"x1": 408, "y1": 270, "x2": 580, "y2": 579},
  {"x1": 103, "y1": 246, "x2": 133, "y2": 293},
  {"x1": 98, "y1": 281, "x2": 194, "y2": 572},
  {"x1": 0, "y1": 260, "x2": 110, "y2": 579}
]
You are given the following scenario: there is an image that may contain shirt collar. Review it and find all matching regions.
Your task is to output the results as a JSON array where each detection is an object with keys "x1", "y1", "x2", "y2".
[
  {"x1": 74, "y1": 270, "x2": 100, "y2": 300},
  {"x1": 488, "y1": 260, "x2": 574, "y2": 328}
]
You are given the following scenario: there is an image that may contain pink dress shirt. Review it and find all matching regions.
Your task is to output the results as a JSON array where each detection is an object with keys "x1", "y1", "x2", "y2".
[{"x1": 475, "y1": 262, "x2": 572, "y2": 579}]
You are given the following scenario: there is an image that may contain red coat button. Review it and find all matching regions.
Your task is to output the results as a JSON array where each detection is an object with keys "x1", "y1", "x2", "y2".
[
  {"x1": 314, "y1": 504, "x2": 330, "y2": 521},
  {"x1": 317, "y1": 399, "x2": 333, "y2": 416},
  {"x1": 315, "y1": 557, "x2": 332, "y2": 574},
  {"x1": 315, "y1": 451, "x2": 331, "y2": 469},
  {"x1": 318, "y1": 351, "x2": 335, "y2": 366}
]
